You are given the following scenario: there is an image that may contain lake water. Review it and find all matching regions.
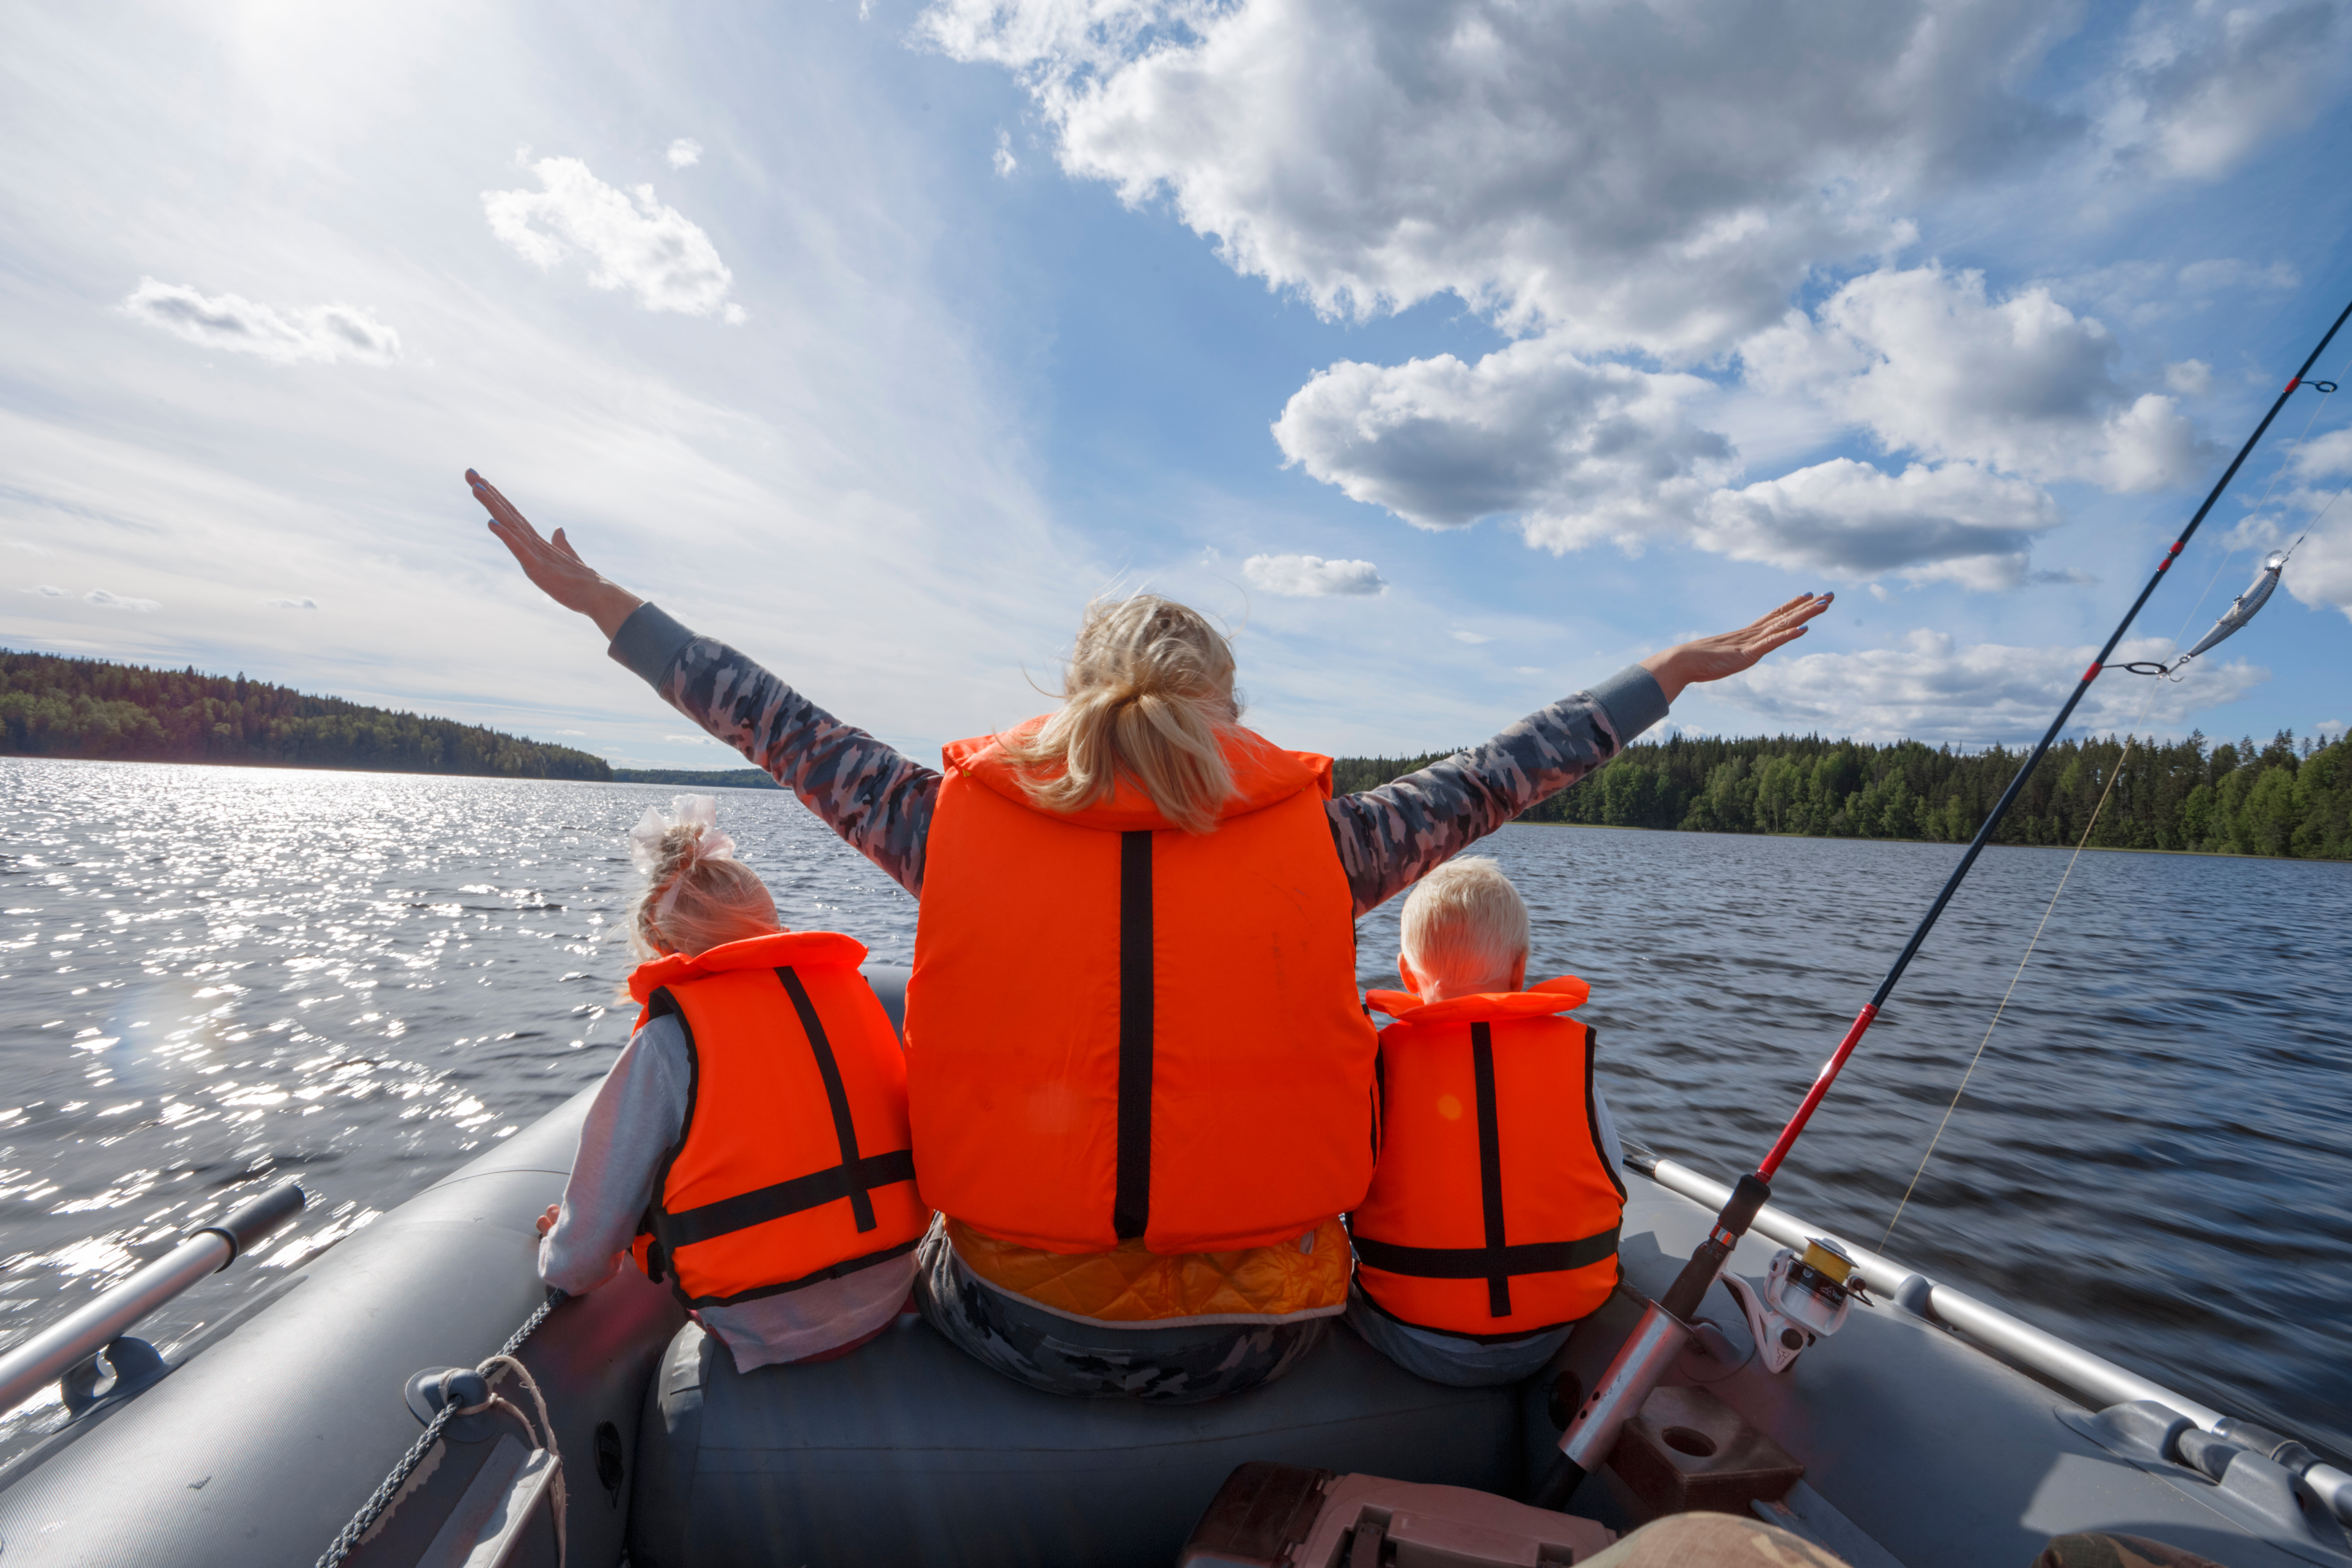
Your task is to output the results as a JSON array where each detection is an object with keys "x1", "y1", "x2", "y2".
[{"x1": 2, "y1": 757, "x2": 2346, "y2": 1461}]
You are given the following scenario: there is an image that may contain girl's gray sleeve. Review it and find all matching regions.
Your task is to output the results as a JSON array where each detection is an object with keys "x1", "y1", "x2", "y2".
[
  {"x1": 606, "y1": 603, "x2": 941, "y2": 897},
  {"x1": 537, "y1": 1015, "x2": 694, "y2": 1294},
  {"x1": 1325, "y1": 666, "x2": 1669, "y2": 915}
]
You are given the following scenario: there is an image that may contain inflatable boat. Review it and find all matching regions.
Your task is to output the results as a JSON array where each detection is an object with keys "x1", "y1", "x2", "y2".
[{"x1": 0, "y1": 967, "x2": 2345, "y2": 1568}]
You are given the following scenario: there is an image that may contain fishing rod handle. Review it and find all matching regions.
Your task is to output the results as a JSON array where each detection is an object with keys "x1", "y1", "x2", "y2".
[
  {"x1": 1658, "y1": 1171, "x2": 1773, "y2": 1320},
  {"x1": 0, "y1": 1182, "x2": 303, "y2": 1416},
  {"x1": 1532, "y1": 1299, "x2": 1697, "y2": 1509}
]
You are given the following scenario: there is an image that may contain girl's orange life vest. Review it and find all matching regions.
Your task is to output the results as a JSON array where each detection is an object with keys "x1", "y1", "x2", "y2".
[
  {"x1": 905, "y1": 720, "x2": 1380, "y2": 1255},
  {"x1": 1349, "y1": 977, "x2": 1625, "y2": 1338},
  {"x1": 624, "y1": 931, "x2": 929, "y2": 1309}
]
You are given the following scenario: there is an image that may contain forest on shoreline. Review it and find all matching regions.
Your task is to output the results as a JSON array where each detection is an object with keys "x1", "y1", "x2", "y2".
[
  {"x1": 0, "y1": 650, "x2": 610, "y2": 781},
  {"x1": 10, "y1": 649, "x2": 2344, "y2": 858},
  {"x1": 1335, "y1": 729, "x2": 2352, "y2": 861}
]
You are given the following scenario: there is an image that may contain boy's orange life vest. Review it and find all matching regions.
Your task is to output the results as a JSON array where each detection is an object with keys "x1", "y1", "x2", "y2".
[
  {"x1": 1349, "y1": 977, "x2": 1625, "y2": 1338},
  {"x1": 624, "y1": 930, "x2": 929, "y2": 1308},
  {"x1": 906, "y1": 720, "x2": 1380, "y2": 1256}
]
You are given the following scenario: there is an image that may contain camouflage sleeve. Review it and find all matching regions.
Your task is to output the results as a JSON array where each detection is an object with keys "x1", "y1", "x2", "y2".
[
  {"x1": 1326, "y1": 665, "x2": 1669, "y2": 916},
  {"x1": 608, "y1": 603, "x2": 940, "y2": 896}
]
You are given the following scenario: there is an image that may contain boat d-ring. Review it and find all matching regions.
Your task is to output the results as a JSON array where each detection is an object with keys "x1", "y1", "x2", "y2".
[{"x1": 403, "y1": 1366, "x2": 501, "y2": 1442}]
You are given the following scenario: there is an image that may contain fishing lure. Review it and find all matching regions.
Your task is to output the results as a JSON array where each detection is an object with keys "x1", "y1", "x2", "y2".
[{"x1": 2119, "y1": 548, "x2": 2293, "y2": 679}]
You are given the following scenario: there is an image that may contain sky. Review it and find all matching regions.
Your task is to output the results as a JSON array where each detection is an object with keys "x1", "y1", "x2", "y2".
[{"x1": 5, "y1": 0, "x2": 2352, "y2": 768}]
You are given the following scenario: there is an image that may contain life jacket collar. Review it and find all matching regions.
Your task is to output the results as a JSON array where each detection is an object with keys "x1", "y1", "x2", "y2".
[
  {"x1": 943, "y1": 717, "x2": 1332, "y2": 833},
  {"x1": 628, "y1": 929, "x2": 870, "y2": 1010},
  {"x1": 1364, "y1": 974, "x2": 1590, "y2": 1025}
]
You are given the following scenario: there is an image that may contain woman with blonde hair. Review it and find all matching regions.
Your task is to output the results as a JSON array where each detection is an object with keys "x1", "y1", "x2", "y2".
[{"x1": 471, "y1": 468, "x2": 1826, "y2": 1400}]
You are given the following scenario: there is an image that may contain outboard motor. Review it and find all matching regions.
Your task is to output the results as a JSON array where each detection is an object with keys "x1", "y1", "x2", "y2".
[{"x1": 1722, "y1": 1237, "x2": 1866, "y2": 1374}]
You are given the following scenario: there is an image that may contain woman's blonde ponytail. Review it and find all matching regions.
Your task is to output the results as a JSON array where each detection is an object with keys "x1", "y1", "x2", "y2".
[{"x1": 1000, "y1": 595, "x2": 1240, "y2": 834}]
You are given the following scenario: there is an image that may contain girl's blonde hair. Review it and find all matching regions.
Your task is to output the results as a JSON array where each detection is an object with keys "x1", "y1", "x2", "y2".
[
  {"x1": 628, "y1": 799, "x2": 780, "y2": 959},
  {"x1": 999, "y1": 594, "x2": 1241, "y2": 835},
  {"x1": 1400, "y1": 857, "x2": 1531, "y2": 993}
]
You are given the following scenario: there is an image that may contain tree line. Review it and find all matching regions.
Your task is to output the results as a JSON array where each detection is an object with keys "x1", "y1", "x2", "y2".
[
  {"x1": 0, "y1": 650, "x2": 612, "y2": 781},
  {"x1": 1334, "y1": 729, "x2": 2352, "y2": 861}
]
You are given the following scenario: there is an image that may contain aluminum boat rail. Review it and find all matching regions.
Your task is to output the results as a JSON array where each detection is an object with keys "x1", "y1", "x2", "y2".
[
  {"x1": 0, "y1": 1182, "x2": 304, "y2": 1418},
  {"x1": 1640, "y1": 1155, "x2": 2352, "y2": 1526}
]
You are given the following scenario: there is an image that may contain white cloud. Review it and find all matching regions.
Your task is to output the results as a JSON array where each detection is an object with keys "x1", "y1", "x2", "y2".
[
  {"x1": 662, "y1": 733, "x2": 719, "y2": 745},
  {"x1": 2290, "y1": 426, "x2": 2352, "y2": 481},
  {"x1": 1271, "y1": 332, "x2": 2078, "y2": 586},
  {"x1": 2098, "y1": 0, "x2": 2347, "y2": 181},
  {"x1": 993, "y1": 128, "x2": 1019, "y2": 178},
  {"x1": 119, "y1": 278, "x2": 402, "y2": 366},
  {"x1": 23, "y1": 583, "x2": 68, "y2": 596},
  {"x1": 2318, "y1": 719, "x2": 2347, "y2": 740},
  {"x1": 1241, "y1": 551, "x2": 1386, "y2": 597},
  {"x1": 1741, "y1": 264, "x2": 2199, "y2": 492},
  {"x1": 1718, "y1": 628, "x2": 2266, "y2": 742},
  {"x1": 85, "y1": 589, "x2": 160, "y2": 612},
  {"x1": 666, "y1": 138, "x2": 704, "y2": 168},
  {"x1": 1696, "y1": 459, "x2": 2062, "y2": 589},
  {"x1": 1449, "y1": 629, "x2": 1491, "y2": 645},
  {"x1": 2165, "y1": 359, "x2": 2213, "y2": 395},
  {"x1": 264, "y1": 596, "x2": 319, "y2": 609},
  {"x1": 483, "y1": 156, "x2": 738, "y2": 317},
  {"x1": 2174, "y1": 257, "x2": 2301, "y2": 295},
  {"x1": 1271, "y1": 334, "x2": 1733, "y2": 549},
  {"x1": 920, "y1": 0, "x2": 2099, "y2": 359}
]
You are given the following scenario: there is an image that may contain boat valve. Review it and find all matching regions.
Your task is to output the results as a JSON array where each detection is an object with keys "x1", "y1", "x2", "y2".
[{"x1": 1723, "y1": 1237, "x2": 1865, "y2": 1374}]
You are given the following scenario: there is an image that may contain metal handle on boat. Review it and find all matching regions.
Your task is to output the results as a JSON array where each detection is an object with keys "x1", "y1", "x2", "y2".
[
  {"x1": 1642, "y1": 1158, "x2": 2352, "y2": 1525},
  {"x1": 0, "y1": 1182, "x2": 305, "y2": 1416}
]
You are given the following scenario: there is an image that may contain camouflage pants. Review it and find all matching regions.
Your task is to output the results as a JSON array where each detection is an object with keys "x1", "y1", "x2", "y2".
[{"x1": 912, "y1": 1225, "x2": 1332, "y2": 1404}]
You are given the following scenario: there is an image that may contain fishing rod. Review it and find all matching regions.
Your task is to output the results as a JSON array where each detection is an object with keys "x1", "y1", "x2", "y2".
[{"x1": 1534, "y1": 290, "x2": 2352, "y2": 1510}]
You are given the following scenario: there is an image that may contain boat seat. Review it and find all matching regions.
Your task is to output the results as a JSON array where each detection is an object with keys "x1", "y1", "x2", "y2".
[{"x1": 628, "y1": 1310, "x2": 1531, "y2": 1568}]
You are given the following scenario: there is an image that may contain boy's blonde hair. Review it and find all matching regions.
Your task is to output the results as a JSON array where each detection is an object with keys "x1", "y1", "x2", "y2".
[
  {"x1": 999, "y1": 593, "x2": 1241, "y2": 835},
  {"x1": 1399, "y1": 857, "x2": 1530, "y2": 993},
  {"x1": 629, "y1": 802, "x2": 780, "y2": 959}
]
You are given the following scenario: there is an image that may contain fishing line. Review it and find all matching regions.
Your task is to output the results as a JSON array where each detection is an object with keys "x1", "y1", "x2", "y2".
[
  {"x1": 1882, "y1": 359, "x2": 2348, "y2": 1241},
  {"x1": 1880, "y1": 710, "x2": 2153, "y2": 1245}
]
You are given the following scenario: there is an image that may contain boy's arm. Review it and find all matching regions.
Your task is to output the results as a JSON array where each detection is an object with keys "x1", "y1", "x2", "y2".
[
  {"x1": 1324, "y1": 666, "x2": 1668, "y2": 916},
  {"x1": 609, "y1": 603, "x2": 942, "y2": 898},
  {"x1": 538, "y1": 1016, "x2": 692, "y2": 1293}
]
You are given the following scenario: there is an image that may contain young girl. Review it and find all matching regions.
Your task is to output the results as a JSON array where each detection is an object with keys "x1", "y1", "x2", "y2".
[{"x1": 535, "y1": 796, "x2": 927, "y2": 1370}]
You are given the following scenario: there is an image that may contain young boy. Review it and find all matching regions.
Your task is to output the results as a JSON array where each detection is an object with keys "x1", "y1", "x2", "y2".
[{"x1": 1348, "y1": 857, "x2": 1627, "y2": 1386}]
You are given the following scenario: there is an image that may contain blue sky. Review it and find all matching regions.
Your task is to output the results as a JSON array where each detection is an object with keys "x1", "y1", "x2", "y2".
[{"x1": 5, "y1": 0, "x2": 2351, "y2": 767}]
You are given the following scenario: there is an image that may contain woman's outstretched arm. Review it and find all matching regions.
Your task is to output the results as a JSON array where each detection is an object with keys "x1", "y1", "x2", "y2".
[
  {"x1": 469, "y1": 472, "x2": 942, "y2": 896},
  {"x1": 1328, "y1": 594, "x2": 1830, "y2": 915}
]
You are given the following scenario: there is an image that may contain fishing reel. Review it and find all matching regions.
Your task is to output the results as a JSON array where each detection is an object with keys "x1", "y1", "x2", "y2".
[{"x1": 1721, "y1": 1237, "x2": 1868, "y2": 1375}]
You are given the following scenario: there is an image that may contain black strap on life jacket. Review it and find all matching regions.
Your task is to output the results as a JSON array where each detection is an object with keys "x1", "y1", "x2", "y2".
[
  {"x1": 1351, "y1": 1021, "x2": 1619, "y2": 1316},
  {"x1": 1472, "y1": 1020, "x2": 1511, "y2": 1315},
  {"x1": 645, "y1": 966, "x2": 915, "y2": 1263},
  {"x1": 1113, "y1": 830, "x2": 1155, "y2": 1241}
]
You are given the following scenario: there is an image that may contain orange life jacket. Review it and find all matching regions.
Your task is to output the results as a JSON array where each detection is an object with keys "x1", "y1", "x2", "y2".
[
  {"x1": 906, "y1": 720, "x2": 1380, "y2": 1256},
  {"x1": 1349, "y1": 977, "x2": 1625, "y2": 1338},
  {"x1": 625, "y1": 931, "x2": 929, "y2": 1308}
]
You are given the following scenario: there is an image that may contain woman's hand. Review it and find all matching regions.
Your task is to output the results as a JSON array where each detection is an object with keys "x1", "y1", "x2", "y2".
[
  {"x1": 1641, "y1": 593, "x2": 1833, "y2": 703},
  {"x1": 468, "y1": 469, "x2": 646, "y2": 640},
  {"x1": 535, "y1": 1203, "x2": 561, "y2": 1238}
]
